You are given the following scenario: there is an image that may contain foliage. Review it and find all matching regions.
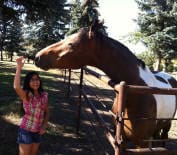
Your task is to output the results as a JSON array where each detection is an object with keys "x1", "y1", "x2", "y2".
[
  {"x1": 133, "y1": 0, "x2": 177, "y2": 70},
  {"x1": 136, "y1": 51, "x2": 157, "y2": 70},
  {"x1": 67, "y1": 0, "x2": 107, "y2": 35},
  {"x1": 4, "y1": 21, "x2": 24, "y2": 60},
  {"x1": 0, "y1": 0, "x2": 22, "y2": 60},
  {"x1": 0, "y1": 0, "x2": 70, "y2": 59}
]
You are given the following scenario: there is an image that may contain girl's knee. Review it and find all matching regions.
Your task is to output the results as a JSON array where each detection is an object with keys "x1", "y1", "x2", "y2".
[
  {"x1": 19, "y1": 144, "x2": 32, "y2": 155},
  {"x1": 31, "y1": 143, "x2": 40, "y2": 155}
]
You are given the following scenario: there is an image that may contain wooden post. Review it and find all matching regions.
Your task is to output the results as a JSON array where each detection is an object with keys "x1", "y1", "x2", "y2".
[
  {"x1": 115, "y1": 81, "x2": 126, "y2": 155},
  {"x1": 64, "y1": 69, "x2": 67, "y2": 83},
  {"x1": 67, "y1": 69, "x2": 71, "y2": 97},
  {"x1": 76, "y1": 67, "x2": 84, "y2": 133}
]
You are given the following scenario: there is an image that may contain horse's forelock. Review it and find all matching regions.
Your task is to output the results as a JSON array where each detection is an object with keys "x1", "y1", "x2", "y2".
[{"x1": 77, "y1": 27, "x2": 95, "y2": 39}]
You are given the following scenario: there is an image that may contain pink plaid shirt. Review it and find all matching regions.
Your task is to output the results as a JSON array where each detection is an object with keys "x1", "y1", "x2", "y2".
[{"x1": 20, "y1": 92, "x2": 48, "y2": 132}]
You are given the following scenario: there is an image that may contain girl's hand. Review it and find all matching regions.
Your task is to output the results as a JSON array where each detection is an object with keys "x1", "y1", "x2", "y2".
[
  {"x1": 16, "y1": 56, "x2": 25, "y2": 69},
  {"x1": 39, "y1": 128, "x2": 46, "y2": 135}
]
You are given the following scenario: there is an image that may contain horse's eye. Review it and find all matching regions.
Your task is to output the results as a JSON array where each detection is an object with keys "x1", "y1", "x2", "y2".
[
  {"x1": 68, "y1": 43, "x2": 76, "y2": 49},
  {"x1": 68, "y1": 43, "x2": 73, "y2": 47}
]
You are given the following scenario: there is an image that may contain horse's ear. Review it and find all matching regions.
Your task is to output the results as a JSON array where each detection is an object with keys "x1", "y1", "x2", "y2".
[
  {"x1": 99, "y1": 19, "x2": 104, "y2": 25},
  {"x1": 89, "y1": 19, "x2": 104, "y2": 39},
  {"x1": 90, "y1": 19, "x2": 104, "y2": 32}
]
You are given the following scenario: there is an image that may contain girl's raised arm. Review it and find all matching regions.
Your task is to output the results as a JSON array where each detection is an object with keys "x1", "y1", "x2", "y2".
[{"x1": 14, "y1": 56, "x2": 26, "y2": 100}]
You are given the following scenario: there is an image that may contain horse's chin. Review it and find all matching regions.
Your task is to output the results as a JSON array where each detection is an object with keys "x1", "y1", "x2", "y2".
[
  {"x1": 38, "y1": 67, "x2": 49, "y2": 71},
  {"x1": 41, "y1": 67, "x2": 50, "y2": 71},
  {"x1": 35, "y1": 63, "x2": 50, "y2": 71}
]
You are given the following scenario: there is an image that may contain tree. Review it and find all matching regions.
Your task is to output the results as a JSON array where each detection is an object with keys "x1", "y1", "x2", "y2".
[
  {"x1": 134, "y1": 0, "x2": 177, "y2": 71},
  {"x1": 21, "y1": 0, "x2": 71, "y2": 51},
  {"x1": 0, "y1": 1, "x2": 25, "y2": 60},
  {"x1": 67, "y1": 0, "x2": 83, "y2": 34},
  {"x1": 136, "y1": 51, "x2": 157, "y2": 70},
  {"x1": 0, "y1": 0, "x2": 22, "y2": 60},
  {"x1": 68, "y1": 0, "x2": 107, "y2": 35},
  {"x1": 0, "y1": 0, "x2": 70, "y2": 60},
  {"x1": 4, "y1": 20, "x2": 24, "y2": 61}
]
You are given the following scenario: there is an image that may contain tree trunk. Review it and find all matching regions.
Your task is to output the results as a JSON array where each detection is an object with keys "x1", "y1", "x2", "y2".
[
  {"x1": 0, "y1": 21, "x2": 7, "y2": 61},
  {"x1": 164, "y1": 59, "x2": 172, "y2": 72},
  {"x1": 0, "y1": 40, "x2": 4, "y2": 61},
  {"x1": 154, "y1": 57, "x2": 161, "y2": 71},
  {"x1": 0, "y1": 2, "x2": 3, "y2": 61},
  {"x1": 10, "y1": 52, "x2": 13, "y2": 62}
]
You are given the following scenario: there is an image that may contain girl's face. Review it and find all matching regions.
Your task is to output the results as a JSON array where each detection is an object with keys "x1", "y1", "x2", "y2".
[{"x1": 29, "y1": 74, "x2": 40, "y2": 91}]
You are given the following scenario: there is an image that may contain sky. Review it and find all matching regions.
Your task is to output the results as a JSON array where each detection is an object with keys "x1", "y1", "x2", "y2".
[{"x1": 98, "y1": 0, "x2": 146, "y2": 53}]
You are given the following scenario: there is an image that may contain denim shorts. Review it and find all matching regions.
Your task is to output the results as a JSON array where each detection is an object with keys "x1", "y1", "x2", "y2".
[{"x1": 17, "y1": 128, "x2": 42, "y2": 144}]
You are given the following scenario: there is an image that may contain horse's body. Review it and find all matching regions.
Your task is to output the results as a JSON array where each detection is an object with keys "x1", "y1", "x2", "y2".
[{"x1": 35, "y1": 21, "x2": 177, "y2": 146}]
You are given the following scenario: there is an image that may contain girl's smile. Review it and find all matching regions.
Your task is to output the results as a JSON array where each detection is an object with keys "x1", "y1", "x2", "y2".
[{"x1": 30, "y1": 75, "x2": 40, "y2": 90}]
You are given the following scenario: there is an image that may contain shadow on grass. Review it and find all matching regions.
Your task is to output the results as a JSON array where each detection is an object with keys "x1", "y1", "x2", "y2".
[{"x1": 0, "y1": 117, "x2": 19, "y2": 155}]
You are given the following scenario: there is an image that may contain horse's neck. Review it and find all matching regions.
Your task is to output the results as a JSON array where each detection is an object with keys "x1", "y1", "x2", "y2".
[
  {"x1": 92, "y1": 39, "x2": 141, "y2": 84},
  {"x1": 97, "y1": 60, "x2": 140, "y2": 84}
]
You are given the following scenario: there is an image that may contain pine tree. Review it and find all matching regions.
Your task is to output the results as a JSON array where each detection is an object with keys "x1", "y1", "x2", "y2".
[
  {"x1": 0, "y1": 0, "x2": 70, "y2": 60},
  {"x1": 5, "y1": 20, "x2": 24, "y2": 61},
  {"x1": 68, "y1": 0, "x2": 107, "y2": 35},
  {"x1": 135, "y1": 0, "x2": 177, "y2": 71}
]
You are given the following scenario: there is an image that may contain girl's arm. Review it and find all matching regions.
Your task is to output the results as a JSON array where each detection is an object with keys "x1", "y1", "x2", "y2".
[
  {"x1": 14, "y1": 56, "x2": 26, "y2": 100},
  {"x1": 39, "y1": 102, "x2": 50, "y2": 135}
]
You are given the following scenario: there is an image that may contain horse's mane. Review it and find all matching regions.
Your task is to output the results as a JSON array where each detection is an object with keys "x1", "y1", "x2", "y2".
[
  {"x1": 137, "y1": 58, "x2": 146, "y2": 69},
  {"x1": 94, "y1": 28, "x2": 146, "y2": 69}
]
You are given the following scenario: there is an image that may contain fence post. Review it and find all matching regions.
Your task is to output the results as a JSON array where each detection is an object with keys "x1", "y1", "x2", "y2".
[
  {"x1": 66, "y1": 69, "x2": 71, "y2": 97},
  {"x1": 76, "y1": 67, "x2": 84, "y2": 133},
  {"x1": 115, "y1": 81, "x2": 126, "y2": 155}
]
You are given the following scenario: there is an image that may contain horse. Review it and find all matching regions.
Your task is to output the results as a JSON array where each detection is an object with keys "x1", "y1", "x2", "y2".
[{"x1": 34, "y1": 20, "x2": 177, "y2": 147}]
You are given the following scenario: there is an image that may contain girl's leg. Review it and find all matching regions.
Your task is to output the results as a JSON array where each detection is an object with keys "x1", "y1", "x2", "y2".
[
  {"x1": 19, "y1": 144, "x2": 32, "y2": 155},
  {"x1": 31, "y1": 143, "x2": 40, "y2": 155}
]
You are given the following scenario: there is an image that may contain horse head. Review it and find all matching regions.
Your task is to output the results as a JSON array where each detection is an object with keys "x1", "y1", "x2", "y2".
[{"x1": 35, "y1": 20, "x2": 104, "y2": 70}]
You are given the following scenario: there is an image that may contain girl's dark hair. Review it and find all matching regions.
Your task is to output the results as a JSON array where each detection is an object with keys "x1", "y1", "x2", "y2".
[{"x1": 23, "y1": 71, "x2": 44, "y2": 94}]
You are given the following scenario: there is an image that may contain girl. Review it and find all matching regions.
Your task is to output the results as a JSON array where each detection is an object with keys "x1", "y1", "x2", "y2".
[{"x1": 14, "y1": 56, "x2": 49, "y2": 155}]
